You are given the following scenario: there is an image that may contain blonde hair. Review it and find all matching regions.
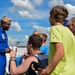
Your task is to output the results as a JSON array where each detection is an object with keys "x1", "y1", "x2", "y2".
[
  {"x1": 33, "y1": 30, "x2": 40, "y2": 35},
  {"x1": 68, "y1": 17, "x2": 75, "y2": 25}
]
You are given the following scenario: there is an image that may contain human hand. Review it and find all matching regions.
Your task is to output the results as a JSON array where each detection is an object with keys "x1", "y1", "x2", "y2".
[
  {"x1": 23, "y1": 53, "x2": 29, "y2": 59},
  {"x1": 39, "y1": 68, "x2": 50, "y2": 75},
  {"x1": 5, "y1": 48, "x2": 11, "y2": 53}
]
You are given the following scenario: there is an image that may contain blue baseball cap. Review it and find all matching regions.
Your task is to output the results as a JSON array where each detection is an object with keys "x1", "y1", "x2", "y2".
[
  {"x1": 63, "y1": 20, "x2": 68, "y2": 26},
  {"x1": 63, "y1": 14, "x2": 75, "y2": 26}
]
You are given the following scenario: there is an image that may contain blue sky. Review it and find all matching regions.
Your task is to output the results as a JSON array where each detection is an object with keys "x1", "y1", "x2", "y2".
[{"x1": 0, "y1": 0, "x2": 75, "y2": 46}]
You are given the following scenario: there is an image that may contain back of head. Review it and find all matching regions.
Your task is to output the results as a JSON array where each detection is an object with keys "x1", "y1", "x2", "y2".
[
  {"x1": 50, "y1": 6, "x2": 68, "y2": 23},
  {"x1": 28, "y1": 35, "x2": 43, "y2": 50},
  {"x1": 39, "y1": 33, "x2": 47, "y2": 43}
]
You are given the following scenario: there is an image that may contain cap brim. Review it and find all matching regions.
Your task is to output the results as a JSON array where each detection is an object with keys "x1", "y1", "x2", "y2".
[
  {"x1": 63, "y1": 20, "x2": 68, "y2": 26},
  {"x1": 63, "y1": 14, "x2": 75, "y2": 26}
]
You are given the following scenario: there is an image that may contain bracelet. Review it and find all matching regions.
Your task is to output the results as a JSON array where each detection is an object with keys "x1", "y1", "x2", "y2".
[
  {"x1": 10, "y1": 56, "x2": 16, "y2": 58},
  {"x1": 10, "y1": 60, "x2": 15, "y2": 61},
  {"x1": 10, "y1": 56, "x2": 16, "y2": 61},
  {"x1": 10, "y1": 58, "x2": 16, "y2": 61}
]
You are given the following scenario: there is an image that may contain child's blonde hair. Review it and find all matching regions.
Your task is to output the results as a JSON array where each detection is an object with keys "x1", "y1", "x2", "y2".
[{"x1": 33, "y1": 30, "x2": 40, "y2": 35}]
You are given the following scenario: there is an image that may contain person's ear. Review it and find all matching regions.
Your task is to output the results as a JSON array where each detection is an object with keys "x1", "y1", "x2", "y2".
[{"x1": 29, "y1": 44, "x2": 33, "y2": 48}]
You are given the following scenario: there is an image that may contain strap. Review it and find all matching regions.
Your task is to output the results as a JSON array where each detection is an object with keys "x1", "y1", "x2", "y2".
[
  {"x1": 34, "y1": 53, "x2": 44, "y2": 64},
  {"x1": 31, "y1": 61, "x2": 45, "y2": 71}
]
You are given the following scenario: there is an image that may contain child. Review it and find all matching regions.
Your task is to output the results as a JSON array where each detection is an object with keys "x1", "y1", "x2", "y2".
[
  {"x1": 40, "y1": 6, "x2": 75, "y2": 75},
  {"x1": 39, "y1": 33, "x2": 49, "y2": 55}
]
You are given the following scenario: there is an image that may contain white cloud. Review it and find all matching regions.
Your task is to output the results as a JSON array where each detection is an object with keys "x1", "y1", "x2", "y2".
[
  {"x1": 11, "y1": 0, "x2": 35, "y2": 12},
  {"x1": 18, "y1": 10, "x2": 33, "y2": 18},
  {"x1": 33, "y1": 25, "x2": 50, "y2": 33},
  {"x1": 18, "y1": 9, "x2": 49, "y2": 19},
  {"x1": 11, "y1": 22, "x2": 21, "y2": 31},
  {"x1": 23, "y1": 35, "x2": 29, "y2": 45},
  {"x1": 48, "y1": 0, "x2": 64, "y2": 8},
  {"x1": 9, "y1": 0, "x2": 48, "y2": 19},
  {"x1": 33, "y1": 0, "x2": 43, "y2": 6},
  {"x1": 64, "y1": 4, "x2": 75, "y2": 15}
]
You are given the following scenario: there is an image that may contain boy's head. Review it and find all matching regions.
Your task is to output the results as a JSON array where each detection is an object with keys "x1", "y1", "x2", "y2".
[
  {"x1": 28, "y1": 34, "x2": 43, "y2": 50},
  {"x1": 49, "y1": 6, "x2": 68, "y2": 26},
  {"x1": 39, "y1": 33, "x2": 47, "y2": 43}
]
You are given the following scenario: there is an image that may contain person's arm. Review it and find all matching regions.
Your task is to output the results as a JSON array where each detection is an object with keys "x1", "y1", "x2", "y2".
[
  {"x1": 10, "y1": 51, "x2": 38, "y2": 75},
  {"x1": 40, "y1": 43, "x2": 64, "y2": 75}
]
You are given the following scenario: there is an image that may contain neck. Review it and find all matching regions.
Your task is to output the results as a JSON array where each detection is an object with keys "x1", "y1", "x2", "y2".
[
  {"x1": 42, "y1": 43, "x2": 45, "y2": 46},
  {"x1": 32, "y1": 50, "x2": 41, "y2": 55},
  {"x1": 55, "y1": 22, "x2": 62, "y2": 25}
]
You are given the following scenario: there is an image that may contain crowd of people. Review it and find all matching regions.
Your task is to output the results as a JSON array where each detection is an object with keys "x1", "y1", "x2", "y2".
[{"x1": 0, "y1": 5, "x2": 75, "y2": 75}]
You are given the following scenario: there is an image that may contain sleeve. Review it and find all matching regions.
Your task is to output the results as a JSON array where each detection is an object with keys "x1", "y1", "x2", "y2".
[
  {"x1": 0, "y1": 32, "x2": 10, "y2": 53},
  {"x1": 0, "y1": 46, "x2": 6, "y2": 53},
  {"x1": 50, "y1": 27, "x2": 62, "y2": 43}
]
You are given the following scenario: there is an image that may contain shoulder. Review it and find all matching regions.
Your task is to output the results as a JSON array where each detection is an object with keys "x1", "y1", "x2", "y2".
[
  {"x1": 35, "y1": 53, "x2": 48, "y2": 59},
  {"x1": 51, "y1": 25, "x2": 62, "y2": 30},
  {"x1": 25, "y1": 56, "x2": 39, "y2": 63},
  {"x1": 51, "y1": 25, "x2": 65, "y2": 34},
  {"x1": 22, "y1": 56, "x2": 39, "y2": 69}
]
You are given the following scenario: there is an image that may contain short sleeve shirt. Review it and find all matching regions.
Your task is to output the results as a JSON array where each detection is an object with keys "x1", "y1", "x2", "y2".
[{"x1": 49, "y1": 25, "x2": 75, "y2": 75}]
